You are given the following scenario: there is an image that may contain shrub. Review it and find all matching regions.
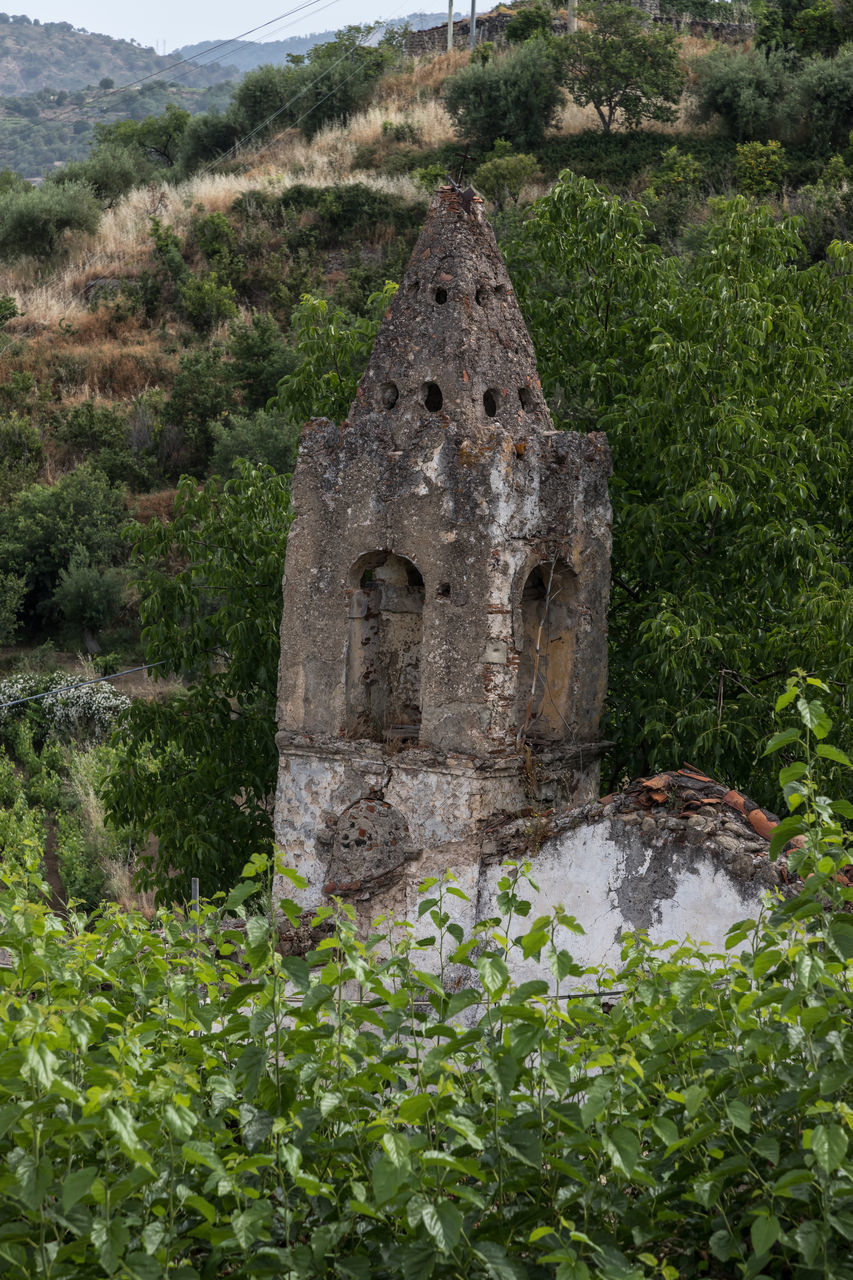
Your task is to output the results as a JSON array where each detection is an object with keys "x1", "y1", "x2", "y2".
[
  {"x1": 689, "y1": 44, "x2": 794, "y2": 142},
  {"x1": 0, "y1": 685, "x2": 851, "y2": 1278},
  {"x1": 177, "y1": 270, "x2": 238, "y2": 335},
  {"x1": 0, "y1": 413, "x2": 43, "y2": 500},
  {"x1": 210, "y1": 410, "x2": 301, "y2": 475},
  {"x1": 0, "y1": 669, "x2": 130, "y2": 745},
  {"x1": 643, "y1": 146, "x2": 704, "y2": 239},
  {"x1": 0, "y1": 572, "x2": 25, "y2": 644},
  {"x1": 51, "y1": 544, "x2": 124, "y2": 638},
  {"x1": 735, "y1": 139, "x2": 788, "y2": 194},
  {"x1": 46, "y1": 141, "x2": 151, "y2": 207},
  {"x1": 792, "y1": 45, "x2": 853, "y2": 153},
  {"x1": 0, "y1": 180, "x2": 100, "y2": 261},
  {"x1": 506, "y1": 1, "x2": 553, "y2": 42},
  {"x1": 444, "y1": 38, "x2": 564, "y2": 152},
  {"x1": 0, "y1": 464, "x2": 126, "y2": 630},
  {"x1": 227, "y1": 311, "x2": 296, "y2": 411},
  {"x1": 473, "y1": 146, "x2": 540, "y2": 209}
]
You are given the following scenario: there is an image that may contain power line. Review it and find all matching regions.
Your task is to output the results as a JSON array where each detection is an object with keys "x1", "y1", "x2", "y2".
[
  {"x1": 0, "y1": 660, "x2": 169, "y2": 712},
  {"x1": 9, "y1": 0, "x2": 348, "y2": 128}
]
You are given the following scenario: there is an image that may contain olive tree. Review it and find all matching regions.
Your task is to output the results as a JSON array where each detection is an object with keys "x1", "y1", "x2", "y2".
[{"x1": 557, "y1": 0, "x2": 685, "y2": 132}]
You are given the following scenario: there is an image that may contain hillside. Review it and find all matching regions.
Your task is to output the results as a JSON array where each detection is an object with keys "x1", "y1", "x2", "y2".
[
  {"x1": 176, "y1": 12, "x2": 458, "y2": 73},
  {"x1": 0, "y1": 14, "x2": 236, "y2": 94}
]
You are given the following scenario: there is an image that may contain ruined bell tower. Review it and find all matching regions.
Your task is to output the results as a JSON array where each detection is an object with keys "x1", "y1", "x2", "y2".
[{"x1": 274, "y1": 187, "x2": 611, "y2": 911}]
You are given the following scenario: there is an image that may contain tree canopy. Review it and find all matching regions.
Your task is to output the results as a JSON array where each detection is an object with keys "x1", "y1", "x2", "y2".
[
  {"x1": 506, "y1": 174, "x2": 853, "y2": 799},
  {"x1": 557, "y1": 0, "x2": 685, "y2": 132},
  {"x1": 103, "y1": 462, "x2": 292, "y2": 903}
]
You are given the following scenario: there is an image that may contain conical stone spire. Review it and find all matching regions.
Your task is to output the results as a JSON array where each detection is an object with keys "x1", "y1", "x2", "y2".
[{"x1": 349, "y1": 185, "x2": 551, "y2": 441}]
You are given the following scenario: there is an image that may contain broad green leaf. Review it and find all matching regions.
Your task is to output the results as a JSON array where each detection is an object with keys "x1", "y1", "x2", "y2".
[
  {"x1": 750, "y1": 1214, "x2": 780, "y2": 1257},
  {"x1": 474, "y1": 1239, "x2": 528, "y2": 1279},
  {"x1": 477, "y1": 954, "x2": 510, "y2": 997},
  {"x1": 811, "y1": 1124, "x2": 847, "y2": 1173},
  {"x1": 421, "y1": 1201, "x2": 462, "y2": 1254},
  {"x1": 62, "y1": 1166, "x2": 98, "y2": 1212},
  {"x1": 603, "y1": 1126, "x2": 639, "y2": 1178}
]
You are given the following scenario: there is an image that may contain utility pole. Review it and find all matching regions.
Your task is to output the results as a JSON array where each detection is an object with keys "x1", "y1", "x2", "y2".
[
  {"x1": 469, "y1": 0, "x2": 476, "y2": 50},
  {"x1": 447, "y1": 0, "x2": 454, "y2": 50}
]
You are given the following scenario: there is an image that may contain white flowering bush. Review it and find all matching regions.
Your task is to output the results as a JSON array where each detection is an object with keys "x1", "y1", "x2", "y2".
[{"x1": 0, "y1": 670, "x2": 130, "y2": 743}]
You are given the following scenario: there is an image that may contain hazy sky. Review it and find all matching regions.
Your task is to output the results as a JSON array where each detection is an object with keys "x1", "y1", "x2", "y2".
[{"x1": 21, "y1": 1, "x2": 466, "y2": 53}]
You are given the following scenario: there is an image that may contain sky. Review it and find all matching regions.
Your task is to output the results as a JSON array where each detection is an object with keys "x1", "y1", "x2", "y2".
[{"x1": 19, "y1": 1, "x2": 467, "y2": 53}]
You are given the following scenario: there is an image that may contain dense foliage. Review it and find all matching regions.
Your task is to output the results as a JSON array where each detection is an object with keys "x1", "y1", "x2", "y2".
[
  {"x1": 102, "y1": 462, "x2": 291, "y2": 903},
  {"x1": 0, "y1": 685, "x2": 850, "y2": 1277},
  {"x1": 506, "y1": 174, "x2": 853, "y2": 799}
]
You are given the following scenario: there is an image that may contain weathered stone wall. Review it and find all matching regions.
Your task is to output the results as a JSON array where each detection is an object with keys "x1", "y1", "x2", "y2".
[
  {"x1": 403, "y1": 4, "x2": 752, "y2": 55},
  {"x1": 276, "y1": 764, "x2": 796, "y2": 988}
]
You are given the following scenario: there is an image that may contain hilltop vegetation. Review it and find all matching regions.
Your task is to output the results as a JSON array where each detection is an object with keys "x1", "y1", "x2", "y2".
[{"x1": 0, "y1": 11, "x2": 235, "y2": 95}]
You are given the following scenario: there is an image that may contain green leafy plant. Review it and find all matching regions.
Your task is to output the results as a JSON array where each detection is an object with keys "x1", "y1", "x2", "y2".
[
  {"x1": 735, "y1": 138, "x2": 788, "y2": 195},
  {"x1": 443, "y1": 38, "x2": 565, "y2": 152},
  {"x1": 0, "y1": 684, "x2": 852, "y2": 1276},
  {"x1": 558, "y1": 0, "x2": 685, "y2": 132},
  {"x1": 473, "y1": 146, "x2": 540, "y2": 209},
  {"x1": 507, "y1": 173, "x2": 853, "y2": 799},
  {"x1": 103, "y1": 462, "x2": 292, "y2": 903}
]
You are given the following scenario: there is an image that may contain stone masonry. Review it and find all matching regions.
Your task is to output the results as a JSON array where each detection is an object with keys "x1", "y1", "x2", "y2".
[{"x1": 274, "y1": 186, "x2": 612, "y2": 923}]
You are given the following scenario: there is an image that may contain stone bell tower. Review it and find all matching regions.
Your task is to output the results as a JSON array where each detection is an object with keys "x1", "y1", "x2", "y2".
[{"x1": 274, "y1": 186, "x2": 611, "y2": 910}]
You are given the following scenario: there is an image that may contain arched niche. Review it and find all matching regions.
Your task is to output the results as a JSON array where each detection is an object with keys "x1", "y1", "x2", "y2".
[
  {"x1": 516, "y1": 560, "x2": 577, "y2": 743},
  {"x1": 345, "y1": 551, "x2": 424, "y2": 743}
]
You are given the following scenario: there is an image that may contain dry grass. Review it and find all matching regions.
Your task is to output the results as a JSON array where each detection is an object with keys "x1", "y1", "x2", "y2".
[
  {"x1": 103, "y1": 855, "x2": 158, "y2": 920},
  {"x1": 379, "y1": 47, "x2": 470, "y2": 102}
]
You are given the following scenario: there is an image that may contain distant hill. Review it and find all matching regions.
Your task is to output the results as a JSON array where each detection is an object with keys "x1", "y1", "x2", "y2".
[
  {"x1": 0, "y1": 13, "x2": 236, "y2": 95},
  {"x1": 176, "y1": 12, "x2": 461, "y2": 73}
]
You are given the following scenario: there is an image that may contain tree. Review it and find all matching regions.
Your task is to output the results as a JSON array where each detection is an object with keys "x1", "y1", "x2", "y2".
[
  {"x1": 506, "y1": 173, "x2": 852, "y2": 801},
  {"x1": 0, "y1": 463, "x2": 126, "y2": 629},
  {"x1": 0, "y1": 181, "x2": 100, "y2": 260},
  {"x1": 274, "y1": 282, "x2": 398, "y2": 424},
  {"x1": 102, "y1": 463, "x2": 292, "y2": 903},
  {"x1": 557, "y1": 0, "x2": 685, "y2": 132},
  {"x1": 443, "y1": 38, "x2": 565, "y2": 152}
]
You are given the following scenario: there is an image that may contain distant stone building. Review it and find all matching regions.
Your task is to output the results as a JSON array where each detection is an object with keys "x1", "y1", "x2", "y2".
[{"x1": 272, "y1": 187, "x2": 783, "y2": 976}]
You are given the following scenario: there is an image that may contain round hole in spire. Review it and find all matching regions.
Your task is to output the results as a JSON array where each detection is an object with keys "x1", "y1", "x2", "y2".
[
  {"x1": 434, "y1": 286, "x2": 448, "y2": 304},
  {"x1": 475, "y1": 285, "x2": 487, "y2": 305},
  {"x1": 483, "y1": 388, "x2": 498, "y2": 418},
  {"x1": 380, "y1": 381, "x2": 399, "y2": 410},
  {"x1": 518, "y1": 386, "x2": 533, "y2": 411},
  {"x1": 422, "y1": 381, "x2": 443, "y2": 412}
]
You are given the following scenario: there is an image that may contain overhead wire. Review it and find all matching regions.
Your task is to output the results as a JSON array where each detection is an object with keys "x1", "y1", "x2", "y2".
[
  {"x1": 6, "y1": 0, "x2": 349, "y2": 127},
  {"x1": 0, "y1": 661, "x2": 170, "y2": 711},
  {"x1": 0, "y1": 0, "x2": 418, "y2": 344}
]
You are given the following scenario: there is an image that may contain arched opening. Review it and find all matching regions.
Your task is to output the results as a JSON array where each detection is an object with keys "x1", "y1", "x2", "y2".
[
  {"x1": 518, "y1": 386, "x2": 534, "y2": 411},
  {"x1": 475, "y1": 284, "x2": 487, "y2": 306},
  {"x1": 434, "y1": 286, "x2": 448, "y2": 304},
  {"x1": 516, "y1": 560, "x2": 577, "y2": 743},
  {"x1": 346, "y1": 552, "x2": 424, "y2": 744},
  {"x1": 483, "y1": 388, "x2": 498, "y2": 418}
]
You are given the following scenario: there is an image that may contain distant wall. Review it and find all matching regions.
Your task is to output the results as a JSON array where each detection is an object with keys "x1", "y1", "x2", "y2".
[{"x1": 404, "y1": 5, "x2": 752, "y2": 56}]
